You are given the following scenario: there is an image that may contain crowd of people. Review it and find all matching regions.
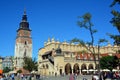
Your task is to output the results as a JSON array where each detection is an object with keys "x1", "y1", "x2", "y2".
[
  {"x1": 0, "y1": 73, "x2": 41, "y2": 80},
  {"x1": 92, "y1": 71, "x2": 120, "y2": 80},
  {"x1": 68, "y1": 71, "x2": 120, "y2": 80},
  {"x1": 1, "y1": 71, "x2": 120, "y2": 80}
]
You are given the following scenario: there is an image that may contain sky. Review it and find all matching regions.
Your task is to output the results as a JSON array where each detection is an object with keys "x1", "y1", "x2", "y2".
[{"x1": 0, "y1": 0, "x2": 119, "y2": 58}]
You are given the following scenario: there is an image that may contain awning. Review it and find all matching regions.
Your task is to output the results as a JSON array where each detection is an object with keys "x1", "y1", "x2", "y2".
[
  {"x1": 102, "y1": 69, "x2": 110, "y2": 71},
  {"x1": 112, "y1": 69, "x2": 118, "y2": 72},
  {"x1": 88, "y1": 69, "x2": 96, "y2": 71}
]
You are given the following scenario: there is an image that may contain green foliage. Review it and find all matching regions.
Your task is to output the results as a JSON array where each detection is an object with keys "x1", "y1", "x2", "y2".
[
  {"x1": 72, "y1": 13, "x2": 108, "y2": 73},
  {"x1": 110, "y1": 0, "x2": 120, "y2": 7},
  {"x1": 3, "y1": 67, "x2": 11, "y2": 73},
  {"x1": 110, "y1": 10, "x2": 120, "y2": 33},
  {"x1": 23, "y1": 57, "x2": 38, "y2": 72},
  {"x1": 118, "y1": 50, "x2": 120, "y2": 53},
  {"x1": 73, "y1": 13, "x2": 98, "y2": 67},
  {"x1": 107, "y1": 33, "x2": 120, "y2": 46},
  {"x1": 77, "y1": 13, "x2": 97, "y2": 46},
  {"x1": 109, "y1": 0, "x2": 120, "y2": 46},
  {"x1": 98, "y1": 39, "x2": 108, "y2": 45},
  {"x1": 70, "y1": 38, "x2": 94, "y2": 54},
  {"x1": 77, "y1": 13, "x2": 96, "y2": 32},
  {"x1": 100, "y1": 56, "x2": 119, "y2": 71},
  {"x1": 17, "y1": 70, "x2": 22, "y2": 73},
  {"x1": 77, "y1": 50, "x2": 88, "y2": 54},
  {"x1": 70, "y1": 38, "x2": 85, "y2": 46}
]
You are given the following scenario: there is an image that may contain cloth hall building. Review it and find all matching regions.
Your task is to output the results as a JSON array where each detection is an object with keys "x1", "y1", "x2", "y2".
[{"x1": 38, "y1": 38, "x2": 120, "y2": 76}]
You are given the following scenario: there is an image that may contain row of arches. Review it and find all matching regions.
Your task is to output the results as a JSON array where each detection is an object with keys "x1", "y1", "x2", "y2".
[
  {"x1": 40, "y1": 63, "x2": 98, "y2": 75},
  {"x1": 65, "y1": 63, "x2": 98, "y2": 75}
]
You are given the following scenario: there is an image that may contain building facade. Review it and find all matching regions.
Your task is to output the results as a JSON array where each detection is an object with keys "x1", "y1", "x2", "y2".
[
  {"x1": 14, "y1": 10, "x2": 32, "y2": 69},
  {"x1": 2, "y1": 56, "x2": 14, "y2": 70},
  {"x1": 38, "y1": 38, "x2": 120, "y2": 76}
]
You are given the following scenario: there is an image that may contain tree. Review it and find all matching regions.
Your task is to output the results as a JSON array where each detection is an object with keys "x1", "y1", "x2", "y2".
[
  {"x1": 110, "y1": 0, "x2": 120, "y2": 8},
  {"x1": 71, "y1": 13, "x2": 108, "y2": 66},
  {"x1": 17, "y1": 69, "x2": 22, "y2": 73},
  {"x1": 70, "y1": 13, "x2": 108, "y2": 77},
  {"x1": 110, "y1": 10, "x2": 120, "y2": 33},
  {"x1": 100, "y1": 56, "x2": 119, "y2": 71},
  {"x1": 23, "y1": 57, "x2": 38, "y2": 72},
  {"x1": 109, "y1": 0, "x2": 120, "y2": 46},
  {"x1": 3, "y1": 67, "x2": 11, "y2": 73},
  {"x1": 107, "y1": 34, "x2": 120, "y2": 46},
  {"x1": 97, "y1": 39, "x2": 108, "y2": 71}
]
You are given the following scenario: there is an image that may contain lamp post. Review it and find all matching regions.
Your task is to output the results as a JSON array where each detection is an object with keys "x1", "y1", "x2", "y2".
[
  {"x1": 98, "y1": 45, "x2": 100, "y2": 73},
  {"x1": 97, "y1": 45, "x2": 101, "y2": 79}
]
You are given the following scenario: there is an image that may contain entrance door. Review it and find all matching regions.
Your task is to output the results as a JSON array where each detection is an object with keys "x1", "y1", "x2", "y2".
[{"x1": 60, "y1": 69, "x2": 62, "y2": 75}]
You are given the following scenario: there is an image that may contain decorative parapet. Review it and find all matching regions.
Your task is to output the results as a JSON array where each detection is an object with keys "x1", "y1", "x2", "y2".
[{"x1": 41, "y1": 38, "x2": 120, "y2": 56}]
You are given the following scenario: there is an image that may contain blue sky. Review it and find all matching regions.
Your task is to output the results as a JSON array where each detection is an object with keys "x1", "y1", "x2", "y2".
[{"x1": 0, "y1": 0, "x2": 119, "y2": 58}]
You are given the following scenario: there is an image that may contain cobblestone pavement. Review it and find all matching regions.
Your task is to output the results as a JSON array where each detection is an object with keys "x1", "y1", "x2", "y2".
[{"x1": 40, "y1": 75, "x2": 92, "y2": 80}]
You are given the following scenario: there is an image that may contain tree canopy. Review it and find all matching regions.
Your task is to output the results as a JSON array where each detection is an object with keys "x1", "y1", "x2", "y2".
[
  {"x1": 71, "y1": 13, "x2": 107, "y2": 66},
  {"x1": 109, "y1": 0, "x2": 120, "y2": 46},
  {"x1": 3, "y1": 67, "x2": 11, "y2": 73},
  {"x1": 100, "y1": 56, "x2": 119, "y2": 71},
  {"x1": 23, "y1": 57, "x2": 38, "y2": 72}
]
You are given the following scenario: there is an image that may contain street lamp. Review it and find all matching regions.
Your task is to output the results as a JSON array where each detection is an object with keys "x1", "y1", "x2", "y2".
[
  {"x1": 97, "y1": 44, "x2": 101, "y2": 80},
  {"x1": 98, "y1": 45, "x2": 100, "y2": 73}
]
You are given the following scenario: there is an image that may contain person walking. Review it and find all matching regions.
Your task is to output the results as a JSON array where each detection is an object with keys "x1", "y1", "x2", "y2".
[
  {"x1": 69, "y1": 73, "x2": 74, "y2": 80},
  {"x1": 74, "y1": 73, "x2": 77, "y2": 80},
  {"x1": 0, "y1": 74, "x2": 3, "y2": 80},
  {"x1": 11, "y1": 74, "x2": 15, "y2": 80}
]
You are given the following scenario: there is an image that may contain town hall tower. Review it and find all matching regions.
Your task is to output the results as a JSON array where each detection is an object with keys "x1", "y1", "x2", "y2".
[{"x1": 14, "y1": 10, "x2": 32, "y2": 69}]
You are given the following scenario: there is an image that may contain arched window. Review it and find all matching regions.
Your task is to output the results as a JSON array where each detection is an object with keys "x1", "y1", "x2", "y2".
[
  {"x1": 46, "y1": 64, "x2": 49, "y2": 69},
  {"x1": 65, "y1": 63, "x2": 72, "y2": 75},
  {"x1": 25, "y1": 41, "x2": 27, "y2": 45}
]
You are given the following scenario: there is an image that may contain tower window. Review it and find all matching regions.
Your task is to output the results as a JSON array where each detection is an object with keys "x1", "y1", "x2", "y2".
[{"x1": 25, "y1": 41, "x2": 27, "y2": 45}]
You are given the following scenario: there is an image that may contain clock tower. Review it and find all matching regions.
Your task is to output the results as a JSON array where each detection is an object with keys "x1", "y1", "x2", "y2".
[{"x1": 14, "y1": 10, "x2": 32, "y2": 69}]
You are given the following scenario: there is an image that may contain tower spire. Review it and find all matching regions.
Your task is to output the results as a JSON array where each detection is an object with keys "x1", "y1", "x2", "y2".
[
  {"x1": 17, "y1": 10, "x2": 31, "y2": 31},
  {"x1": 24, "y1": 8, "x2": 26, "y2": 15},
  {"x1": 22, "y1": 9, "x2": 27, "y2": 22}
]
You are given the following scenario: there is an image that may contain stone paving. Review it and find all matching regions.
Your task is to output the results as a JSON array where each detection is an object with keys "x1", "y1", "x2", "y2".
[{"x1": 40, "y1": 75, "x2": 92, "y2": 80}]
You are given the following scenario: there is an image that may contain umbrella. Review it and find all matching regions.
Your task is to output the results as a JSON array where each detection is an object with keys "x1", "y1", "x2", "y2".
[
  {"x1": 102, "y1": 69, "x2": 110, "y2": 71},
  {"x1": 112, "y1": 69, "x2": 117, "y2": 72},
  {"x1": 88, "y1": 69, "x2": 95, "y2": 71},
  {"x1": 82, "y1": 69, "x2": 87, "y2": 71},
  {"x1": 31, "y1": 70, "x2": 37, "y2": 73}
]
